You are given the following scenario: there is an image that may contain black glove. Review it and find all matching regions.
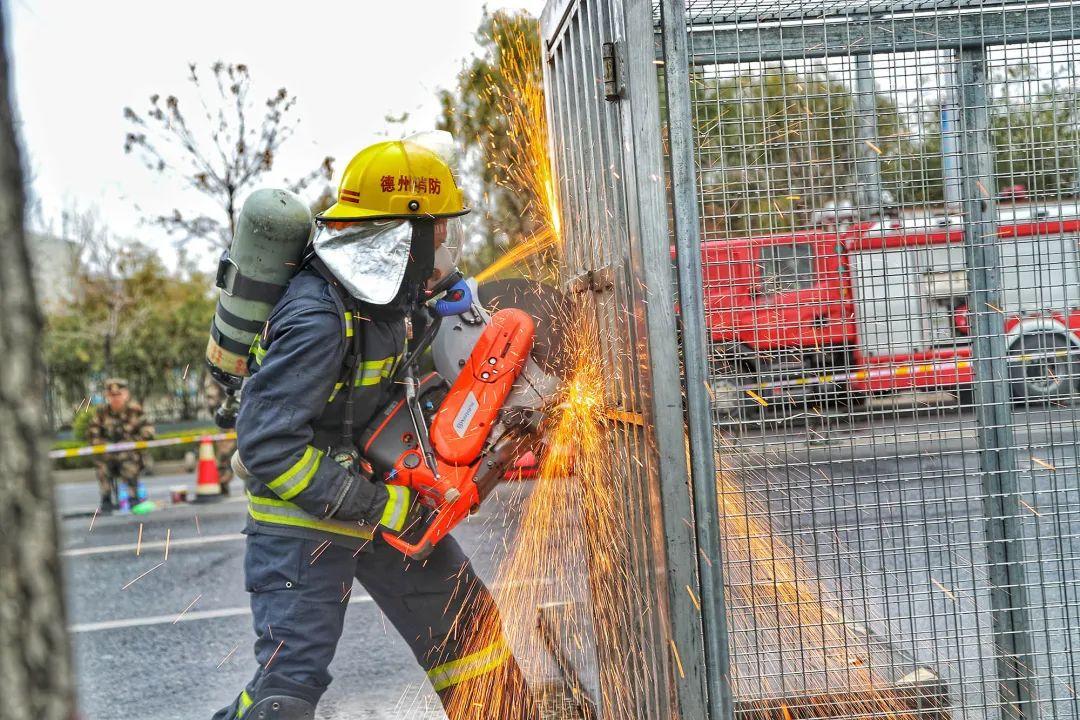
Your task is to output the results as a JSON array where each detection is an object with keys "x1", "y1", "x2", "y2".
[{"x1": 330, "y1": 447, "x2": 419, "y2": 534}]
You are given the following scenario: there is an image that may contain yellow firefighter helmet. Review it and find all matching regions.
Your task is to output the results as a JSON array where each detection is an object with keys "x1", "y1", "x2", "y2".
[{"x1": 317, "y1": 139, "x2": 469, "y2": 222}]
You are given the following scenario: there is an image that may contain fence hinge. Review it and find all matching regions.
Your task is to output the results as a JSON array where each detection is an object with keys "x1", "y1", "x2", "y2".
[
  {"x1": 569, "y1": 265, "x2": 615, "y2": 294},
  {"x1": 602, "y1": 42, "x2": 621, "y2": 101}
]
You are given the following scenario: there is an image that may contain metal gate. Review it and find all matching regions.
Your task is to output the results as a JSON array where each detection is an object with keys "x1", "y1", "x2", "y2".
[
  {"x1": 543, "y1": 0, "x2": 1080, "y2": 719},
  {"x1": 541, "y1": 0, "x2": 717, "y2": 717}
]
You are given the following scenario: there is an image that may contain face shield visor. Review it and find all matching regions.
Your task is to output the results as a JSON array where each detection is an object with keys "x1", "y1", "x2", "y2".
[
  {"x1": 431, "y1": 216, "x2": 466, "y2": 287},
  {"x1": 312, "y1": 220, "x2": 414, "y2": 305}
]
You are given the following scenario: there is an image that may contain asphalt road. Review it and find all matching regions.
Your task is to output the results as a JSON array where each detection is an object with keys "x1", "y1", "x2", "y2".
[
  {"x1": 58, "y1": 404, "x2": 1080, "y2": 720},
  {"x1": 58, "y1": 474, "x2": 536, "y2": 720},
  {"x1": 721, "y1": 404, "x2": 1080, "y2": 720}
]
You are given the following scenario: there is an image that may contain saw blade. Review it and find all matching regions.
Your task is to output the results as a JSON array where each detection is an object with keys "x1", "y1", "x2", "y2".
[{"x1": 477, "y1": 278, "x2": 570, "y2": 378}]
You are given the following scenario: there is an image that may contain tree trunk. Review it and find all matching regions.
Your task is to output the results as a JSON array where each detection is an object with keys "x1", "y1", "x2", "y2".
[
  {"x1": 0, "y1": 7, "x2": 77, "y2": 719},
  {"x1": 102, "y1": 331, "x2": 113, "y2": 376}
]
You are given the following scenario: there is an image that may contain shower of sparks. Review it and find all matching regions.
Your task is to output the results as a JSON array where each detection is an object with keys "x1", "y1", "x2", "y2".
[
  {"x1": 669, "y1": 640, "x2": 686, "y2": 679},
  {"x1": 1032, "y1": 456, "x2": 1057, "y2": 471},
  {"x1": 472, "y1": 19, "x2": 562, "y2": 285},
  {"x1": 217, "y1": 642, "x2": 241, "y2": 669},
  {"x1": 446, "y1": 16, "x2": 929, "y2": 720},
  {"x1": 445, "y1": 310, "x2": 647, "y2": 718},
  {"x1": 931, "y1": 578, "x2": 959, "y2": 603},
  {"x1": 265, "y1": 640, "x2": 285, "y2": 670},
  {"x1": 474, "y1": 228, "x2": 559, "y2": 284},
  {"x1": 172, "y1": 594, "x2": 203, "y2": 624},
  {"x1": 746, "y1": 389, "x2": 769, "y2": 407},
  {"x1": 1020, "y1": 499, "x2": 1043, "y2": 517},
  {"x1": 121, "y1": 562, "x2": 164, "y2": 590},
  {"x1": 713, "y1": 437, "x2": 928, "y2": 716}
]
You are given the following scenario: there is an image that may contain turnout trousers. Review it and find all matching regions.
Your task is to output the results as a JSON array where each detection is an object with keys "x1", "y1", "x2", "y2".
[
  {"x1": 212, "y1": 532, "x2": 536, "y2": 719},
  {"x1": 95, "y1": 452, "x2": 143, "y2": 499}
]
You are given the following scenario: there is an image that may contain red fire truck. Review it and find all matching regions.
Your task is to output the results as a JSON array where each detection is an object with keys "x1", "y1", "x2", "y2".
[{"x1": 703, "y1": 204, "x2": 1080, "y2": 417}]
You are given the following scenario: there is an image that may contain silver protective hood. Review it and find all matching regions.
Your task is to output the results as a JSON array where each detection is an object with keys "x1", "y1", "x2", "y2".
[{"x1": 312, "y1": 220, "x2": 413, "y2": 305}]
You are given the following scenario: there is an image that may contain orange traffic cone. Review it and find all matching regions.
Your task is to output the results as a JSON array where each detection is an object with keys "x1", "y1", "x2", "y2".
[{"x1": 194, "y1": 436, "x2": 223, "y2": 503}]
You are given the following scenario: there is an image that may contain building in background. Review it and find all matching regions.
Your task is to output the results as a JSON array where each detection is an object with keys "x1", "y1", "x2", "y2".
[
  {"x1": 28, "y1": 231, "x2": 79, "y2": 312},
  {"x1": 29, "y1": 231, "x2": 80, "y2": 431}
]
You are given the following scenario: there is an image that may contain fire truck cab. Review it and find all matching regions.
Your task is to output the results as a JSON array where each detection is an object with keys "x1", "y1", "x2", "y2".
[{"x1": 704, "y1": 205, "x2": 1080, "y2": 416}]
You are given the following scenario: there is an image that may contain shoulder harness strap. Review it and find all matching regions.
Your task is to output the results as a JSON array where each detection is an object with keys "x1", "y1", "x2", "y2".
[{"x1": 308, "y1": 257, "x2": 365, "y2": 445}]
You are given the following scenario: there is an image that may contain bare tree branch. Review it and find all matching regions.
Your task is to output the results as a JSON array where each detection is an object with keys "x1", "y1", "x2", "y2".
[{"x1": 123, "y1": 61, "x2": 333, "y2": 252}]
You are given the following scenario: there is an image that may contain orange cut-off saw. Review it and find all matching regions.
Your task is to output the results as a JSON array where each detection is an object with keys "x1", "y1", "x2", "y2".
[{"x1": 359, "y1": 275, "x2": 559, "y2": 559}]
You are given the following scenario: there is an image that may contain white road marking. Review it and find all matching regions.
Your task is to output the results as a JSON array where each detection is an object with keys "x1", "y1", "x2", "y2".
[
  {"x1": 68, "y1": 577, "x2": 553, "y2": 634},
  {"x1": 60, "y1": 494, "x2": 246, "y2": 519},
  {"x1": 61, "y1": 532, "x2": 244, "y2": 557},
  {"x1": 69, "y1": 594, "x2": 376, "y2": 633}
]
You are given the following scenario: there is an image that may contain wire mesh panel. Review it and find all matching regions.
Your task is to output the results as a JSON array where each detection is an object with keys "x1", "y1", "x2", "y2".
[
  {"x1": 666, "y1": 2, "x2": 1080, "y2": 720},
  {"x1": 540, "y1": 0, "x2": 707, "y2": 717}
]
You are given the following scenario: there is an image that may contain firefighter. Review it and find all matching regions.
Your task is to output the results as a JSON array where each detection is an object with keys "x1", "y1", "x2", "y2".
[
  {"x1": 87, "y1": 378, "x2": 155, "y2": 512},
  {"x1": 213, "y1": 137, "x2": 536, "y2": 719}
]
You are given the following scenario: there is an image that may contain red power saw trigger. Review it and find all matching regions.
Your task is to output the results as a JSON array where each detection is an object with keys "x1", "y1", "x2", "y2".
[{"x1": 369, "y1": 308, "x2": 537, "y2": 559}]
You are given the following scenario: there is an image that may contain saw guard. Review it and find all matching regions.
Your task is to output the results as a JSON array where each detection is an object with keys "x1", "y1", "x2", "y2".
[
  {"x1": 430, "y1": 308, "x2": 535, "y2": 465},
  {"x1": 367, "y1": 308, "x2": 538, "y2": 559}
]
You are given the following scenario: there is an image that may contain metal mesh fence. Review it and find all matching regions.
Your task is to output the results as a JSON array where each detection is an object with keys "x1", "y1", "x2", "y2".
[
  {"x1": 541, "y1": 1, "x2": 686, "y2": 717},
  {"x1": 682, "y1": 2, "x2": 1080, "y2": 719},
  {"x1": 544, "y1": 1, "x2": 1080, "y2": 719}
]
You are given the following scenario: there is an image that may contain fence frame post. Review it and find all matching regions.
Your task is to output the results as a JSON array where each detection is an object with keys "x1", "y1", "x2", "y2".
[
  {"x1": 658, "y1": 1, "x2": 735, "y2": 718},
  {"x1": 956, "y1": 45, "x2": 1038, "y2": 720},
  {"x1": 854, "y1": 54, "x2": 883, "y2": 217},
  {"x1": 618, "y1": 0, "x2": 717, "y2": 715}
]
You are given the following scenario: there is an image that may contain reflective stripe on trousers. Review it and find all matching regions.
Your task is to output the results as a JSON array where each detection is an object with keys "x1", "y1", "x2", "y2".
[
  {"x1": 215, "y1": 535, "x2": 531, "y2": 719},
  {"x1": 427, "y1": 637, "x2": 512, "y2": 692}
]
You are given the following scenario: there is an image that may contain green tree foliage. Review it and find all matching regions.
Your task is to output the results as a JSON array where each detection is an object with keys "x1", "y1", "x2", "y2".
[
  {"x1": 991, "y1": 64, "x2": 1080, "y2": 195},
  {"x1": 71, "y1": 407, "x2": 94, "y2": 442},
  {"x1": 437, "y1": 9, "x2": 542, "y2": 270},
  {"x1": 691, "y1": 65, "x2": 1080, "y2": 237},
  {"x1": 43, "y1": 243, "x2": 214, "y2": 422},
  {"x1": 692, "y1": 68, "x2": 918, "y2": 236},
  {"x1": 440, "y1": 20, "x2": 1080, "y2": 251}
]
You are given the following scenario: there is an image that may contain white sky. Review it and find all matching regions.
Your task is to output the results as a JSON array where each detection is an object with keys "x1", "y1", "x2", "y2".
[{"x1": 9, "y1": 0, "x2": 544, "y2": 261}]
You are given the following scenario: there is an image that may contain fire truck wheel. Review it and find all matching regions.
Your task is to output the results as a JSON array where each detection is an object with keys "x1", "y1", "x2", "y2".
[
  {"x1": 1009, "y1": 333, "x2": 1078, "y2": 404},
  {"x1": 708, "y1": 347, "x2": 766, "y2": 428}
]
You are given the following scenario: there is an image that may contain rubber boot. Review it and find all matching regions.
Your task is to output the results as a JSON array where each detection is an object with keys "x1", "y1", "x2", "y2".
[
  {"x1": 244, "y1": 696, "x2": 315, "y2": 719},
  {"x1": 117, "y1": 483, "x2": 131, "y2": 513}
]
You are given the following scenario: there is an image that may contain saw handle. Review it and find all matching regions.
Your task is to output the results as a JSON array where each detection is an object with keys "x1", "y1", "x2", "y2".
[
  {"x1": 383, "y1": 432, "x2": 534, "y2": 560},
  {"x1": 382, "y1": 492, "x2": 475, "y2": 560},
  {"x1": 433, "y1": 278, "x2": 473, "y2": 317}
]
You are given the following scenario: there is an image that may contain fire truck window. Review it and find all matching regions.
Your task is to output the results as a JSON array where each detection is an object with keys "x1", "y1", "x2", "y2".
[{"x1": 757, "y1": 243, "x2": 816, "y2": 294}]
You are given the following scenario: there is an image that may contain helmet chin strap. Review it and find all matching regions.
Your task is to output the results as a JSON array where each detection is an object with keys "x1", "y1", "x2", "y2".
[{"x1": 404, "y1": 219, "x2": 436, "y2": 290}]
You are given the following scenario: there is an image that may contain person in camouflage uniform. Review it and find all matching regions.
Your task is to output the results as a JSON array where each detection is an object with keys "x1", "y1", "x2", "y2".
[{"x1": 87, "y1": 378, "x2": 155, "y2": 512}]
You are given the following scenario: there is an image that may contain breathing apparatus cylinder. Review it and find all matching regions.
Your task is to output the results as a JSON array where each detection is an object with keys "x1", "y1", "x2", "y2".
[{"x1": 206, "y1": 189, "x2": 313, "y2": 422}]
